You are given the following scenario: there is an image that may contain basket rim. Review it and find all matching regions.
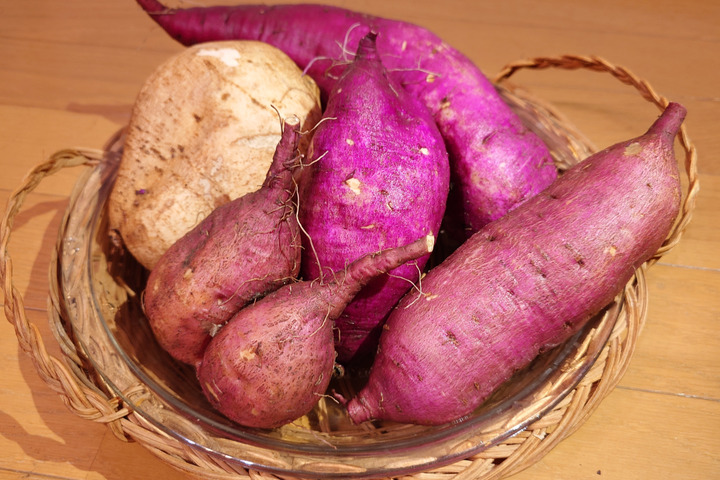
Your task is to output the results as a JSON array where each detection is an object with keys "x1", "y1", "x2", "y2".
[{"x1": 50, "y1": 139, "x2": 621, "y2": 479}]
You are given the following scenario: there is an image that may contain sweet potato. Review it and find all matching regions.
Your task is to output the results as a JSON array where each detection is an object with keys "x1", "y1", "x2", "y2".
[
  {"x1": 108, "y1": 40, "x2": 321, "y2": 269},
  {"x1": 135, "y1": 0, "x2": 558, "y2": 233},
  {"x1": 346, "y1": 103, "x2": 686, "y2": 426},
  {"x1": 298, "y1": 32, "x2": 449, "y2": 365},
  {"x1": 197, "y1": 234, "x2": 435, "y2": 429},
  {"x1": 143, "y1": 118, "x2": 303, "y2": 367}
]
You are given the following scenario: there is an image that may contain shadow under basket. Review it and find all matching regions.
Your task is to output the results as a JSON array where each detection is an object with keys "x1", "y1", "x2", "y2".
[{"x1": 1, "y1": 54, "x2": 698, "y2": 480}]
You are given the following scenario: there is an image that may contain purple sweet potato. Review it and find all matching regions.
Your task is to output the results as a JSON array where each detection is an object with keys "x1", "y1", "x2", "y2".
[
  {"x1": 298, "y1": 32, "x2": 449, "y2": 365},
  {"x1": 197, "y1": 234, "x2": 435, "y2": 429},
  {"x1": 136, "y1": 0, "x2": 558, "y2": 232},
  {"x1": 346, "y1": 103, "x2": 686, "y2": 426},
  {"x1": 143, "y1": 118, "x2": 303, "y2": 367}
]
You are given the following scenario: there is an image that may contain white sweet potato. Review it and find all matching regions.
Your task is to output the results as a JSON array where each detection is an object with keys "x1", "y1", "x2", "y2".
[{"x1": 108, "y1": 40, "x2": 321, "y2": 270}]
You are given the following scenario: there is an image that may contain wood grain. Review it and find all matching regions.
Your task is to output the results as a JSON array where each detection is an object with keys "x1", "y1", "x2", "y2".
[{"x1": 1, "y1": 1, "x2": 717, "y2": 479}]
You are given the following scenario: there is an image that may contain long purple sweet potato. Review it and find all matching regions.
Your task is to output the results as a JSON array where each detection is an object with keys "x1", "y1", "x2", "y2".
[
  {"x1": 136, "y1": 0, "x2": 558, "y2": 232},
  {"x1": 346, "y1": 103, "x2": 686, "y2": 426},
  {"x1": 197, "y1": 234, "x2": 435, "y2": 428},
  {"x1": 298, "y1": 32, "x2": 449, "y2": 365},
  {"x1": 143, "y1": 118, "x2": 303, "y2": 367}
]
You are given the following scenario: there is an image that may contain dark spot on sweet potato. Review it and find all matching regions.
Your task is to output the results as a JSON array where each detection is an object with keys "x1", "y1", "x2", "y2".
[
  {"x1": 149, "y1": 146, "x2": 166, "y2": 161},
  {"x1": 193, "y1": 113, "x2": 202, "y2": 122},
  {"x1": 530, "y1": 261, "x2": 548, "y2": 279},
  {"x1": 563, "y1": 243, "x2": 585, "y2": 267}
]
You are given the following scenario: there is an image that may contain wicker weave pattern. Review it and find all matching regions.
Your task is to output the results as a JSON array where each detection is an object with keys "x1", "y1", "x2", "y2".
[
  {"x1": 494, "y1": 54, "x2": 699, "y2": 261},
  {"x1": 0, "y1": 55, "x2": 698, "y2": 480}
]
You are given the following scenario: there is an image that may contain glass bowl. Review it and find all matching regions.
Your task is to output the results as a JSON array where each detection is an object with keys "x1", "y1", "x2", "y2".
[{"x1": 56, "y1": 88, "x2": 619, "y2": 479}]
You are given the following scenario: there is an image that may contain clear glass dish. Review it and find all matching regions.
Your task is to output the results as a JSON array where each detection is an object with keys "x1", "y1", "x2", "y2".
[{"x1": 57, "y1": 93, "x2": 619, "y2": 478}]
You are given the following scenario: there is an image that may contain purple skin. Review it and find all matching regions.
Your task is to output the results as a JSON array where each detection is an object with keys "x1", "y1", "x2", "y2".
[
  {"x1": 135, "y1": 0, "x2": 558, "y2": 232},
  {"x1": 346, "y1": 103, "x2": 686, "y2": 425},
  {"x1": 143, "y1": 119, "x2": 303, "y2": 367},
  {"x1": 197, "y1": 234, "x2": 435, "y2": 429},
  {"x1": 299, "y1": 32, "x2": 449, "y2": 365}
]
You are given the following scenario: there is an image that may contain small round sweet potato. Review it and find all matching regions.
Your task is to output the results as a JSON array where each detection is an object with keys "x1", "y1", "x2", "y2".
[
  {"x1": 197, "y1": 234, "x2": 435, "y2": 428},
  {"x1": 108, "y1": 40, "x2": 321, "y2": 270}
]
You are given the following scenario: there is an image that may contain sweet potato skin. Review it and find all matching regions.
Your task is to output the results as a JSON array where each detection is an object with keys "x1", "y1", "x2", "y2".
[
  {"x1": 299, "y1": 33, "x2": 449, "y2": 364},
  {"x1": 143, "y1": 120, "x2": 303, "y2": 367},
  {"x1": 135, "y1": 0, "x2": 557, "y2": 232},
  {"x1": 197, "y1": 280, "x2": 337, "y2": 429},
  {"x1": 197, "y1": 234, "x2": 435, "y2": 428},
  {"x1": 347, "y1": 103, "x2": 686, "y2": 426}
]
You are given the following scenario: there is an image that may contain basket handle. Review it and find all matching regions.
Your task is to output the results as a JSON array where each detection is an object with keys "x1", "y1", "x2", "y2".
[
  {"x1": 493, "y1": 54, "x2": 699, "y2": 260},
  {"x1": 0, "y1": 148, "x2": 133, "y2": 439}
]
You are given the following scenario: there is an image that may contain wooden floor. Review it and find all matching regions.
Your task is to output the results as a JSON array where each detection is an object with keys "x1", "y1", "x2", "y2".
[{"x1": 1, "y1": 0, "x2": 718, "y2": 479}]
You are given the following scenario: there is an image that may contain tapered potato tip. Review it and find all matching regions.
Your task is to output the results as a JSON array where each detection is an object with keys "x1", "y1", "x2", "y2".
[{"x1": 647, "y1": 102, "x2": 686, "y2": 140}]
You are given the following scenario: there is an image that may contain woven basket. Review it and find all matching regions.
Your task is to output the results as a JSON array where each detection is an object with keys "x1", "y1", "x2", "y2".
[{"x1": 0, "y1": 55, "x2": 698, "y2": 480}]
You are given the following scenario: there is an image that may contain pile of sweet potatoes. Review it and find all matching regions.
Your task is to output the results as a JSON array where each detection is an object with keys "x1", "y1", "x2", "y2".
[{"x1": 106, "y1": 1, "x2": 686, "y2": 429}]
